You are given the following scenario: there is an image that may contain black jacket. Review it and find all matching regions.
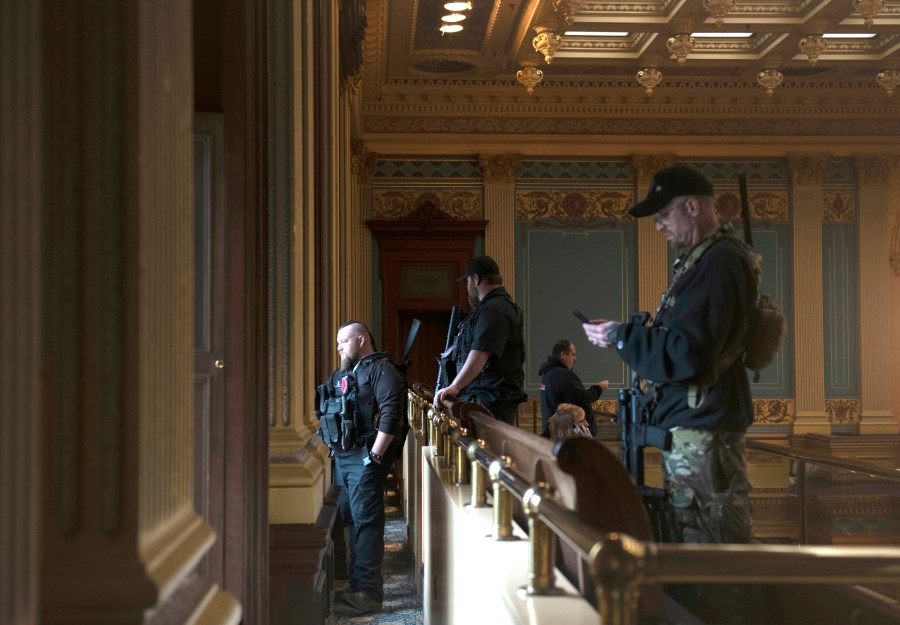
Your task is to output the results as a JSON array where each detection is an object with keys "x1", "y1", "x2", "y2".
[
  {"x1": 538, "y1": 357, "x2": 604, "y2": 435},
  {"x1": 614, "y1": 234, "x2": 757, "y2": 431}
]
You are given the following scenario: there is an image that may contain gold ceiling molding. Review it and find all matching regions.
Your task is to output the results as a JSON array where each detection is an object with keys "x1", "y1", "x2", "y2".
[
  {"x1": 515, "y1": 189, "x2": 633, "y2": 221},
  {"x1": 714, "y1": 190, "x2": 789, "y2": 223},
  {"x1": 824, "y1": 191, "x2": 856, "y2": 222},
  {"x1": 753, "y1": 398, "x2": 795, "y2": 424},
  {"x1": 373, "y1": 189, "x2": 482, "y2": 219},
  {"x1": 825, "y1": 399, "x2": 861, "y2": 424}
]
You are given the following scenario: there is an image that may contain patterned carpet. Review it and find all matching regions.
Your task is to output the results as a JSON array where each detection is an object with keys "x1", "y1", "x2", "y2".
[{"x1": 334, "y1": 482, "x2": 424, "y2": 625}]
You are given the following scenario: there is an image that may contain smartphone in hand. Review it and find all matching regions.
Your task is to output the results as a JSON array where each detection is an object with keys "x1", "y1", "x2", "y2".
[{"x1": 573, "y1": 310, "x2": 591, "y2": 324}]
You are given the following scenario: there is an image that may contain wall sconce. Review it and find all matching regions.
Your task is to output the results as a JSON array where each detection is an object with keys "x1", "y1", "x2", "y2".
[
  {"x1": 876, "y1": 68, "x2": 900, "y2": 97},
  {"x1": 666, "y1": 33, "x2": 695, "y2": 65},
  {"x1": 516, "y1": 58, "x2": 544, "y2": 95},
  {"x1": 852, "y1": 0, "x2": 884, "y2": 27},
  {"x1": 636, "y1": 67, "x2": 663, "y2": 96},
  {"x1": 757, "y1": 68, "x2": 784, "y2": 97},
  {"x1": 703, "y1": 0, "x2": 734, "y2": 27},
  {"x1": 799, "y1": 34, "x2": 827, "y2": 66},
  {"x1": 533, "y1": 23, "x2": 561, "y2": 64}
]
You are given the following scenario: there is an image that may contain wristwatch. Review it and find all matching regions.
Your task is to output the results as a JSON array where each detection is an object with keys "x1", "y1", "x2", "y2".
[{"x1": 364, "y1": 450, "x2": 383, "y2": 466}]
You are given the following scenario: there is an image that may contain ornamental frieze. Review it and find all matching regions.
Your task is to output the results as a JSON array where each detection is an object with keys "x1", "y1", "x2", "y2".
[
  {"x1": 373, "y1": 189, "x2": 482, "y2": 219},
  {"x1": 714, "y1": 191, "x2": 788, "y2": 223},
  {"x1": 825, "y1": 398, "x2": 860, "y2": 423},
  {"x1": 753, "y1": 398, "x2": 794, "y2": 424},
  {"x1": 593, "y1": 399, "x2": 618, "y2": 423},
  {"x1": 516, "y1": 189, "x2": 633, "y2": 222},
  {"x1": 824, "y1": 191, "x2": 855, "y2": 222}
]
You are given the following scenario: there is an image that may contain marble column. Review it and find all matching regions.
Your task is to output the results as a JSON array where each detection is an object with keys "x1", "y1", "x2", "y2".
[
  {"x1": 788, "y1": 156, "x2": 830, "y2": 434},
  {"x1": 479, "y1": 154, "x2": 521, "y2": 297},
  {"x1": 631, "y1": 156, "x2": 674, "y2": 313},
  {"x1": 855, "y1": 156, "x2": 898, "y2": 433}
]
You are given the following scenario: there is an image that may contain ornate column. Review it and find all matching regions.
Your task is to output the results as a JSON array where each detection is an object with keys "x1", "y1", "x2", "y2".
[
  {"x1": 788, "y1": 156, "x2": 830, "y2": 434},
  {"x1": 479, "y1": 154, "x2": 521, "y2": 296},
  {"x1": 350, "y1": 140, "x2": 377, "y2": 322},
  {"x1": 631, "y1": 156, "x2": 674, "y2": 312},
  {"x1": 855, "y1": 156, "x2": 898, "y2": 433}
]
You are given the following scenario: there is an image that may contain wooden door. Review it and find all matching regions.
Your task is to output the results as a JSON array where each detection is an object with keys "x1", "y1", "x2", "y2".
[{"x1": 193, "y1": 113, "x2": 226, "y2": 585}]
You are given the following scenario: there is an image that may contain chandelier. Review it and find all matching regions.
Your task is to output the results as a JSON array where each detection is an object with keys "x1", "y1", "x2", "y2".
[
  {"x1": 533, "y1": 23, "x2": 561, "y2": 64},
  {"x1": 666, "y1": 33, "x2": 695, "y2": 65},
  {"x1": 876, "y1": 69, "x2": 900, "y2": 97},
  {"x1": 798, "y1": 34, "x2": 827, "y2": 66},
  {"x1": 852, "y1": 0, "x2": 884, "y2": 27},
  {"x1": 636, "y1": 67, "x2": 663, "y2": 96},
  {"x1": 702, "y1": 0, "x2": 734, "y2": 27},
  {"x1": 757, "y1": 68, "x2": 784, "y2": 97},
  {"x1": 516, "y1": 58, "x2": 544, "y2": 95}
]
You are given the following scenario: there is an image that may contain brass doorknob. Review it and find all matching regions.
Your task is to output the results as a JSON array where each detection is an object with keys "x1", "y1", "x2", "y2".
[{"x1": 214, "y1": 359, "x2": 225, "y2": 369}]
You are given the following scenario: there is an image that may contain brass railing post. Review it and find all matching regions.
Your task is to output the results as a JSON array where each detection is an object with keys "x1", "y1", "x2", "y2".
[
  {"x1": 431, "y1": 409, "x2": 443, "y2": 457},
  {"x1": 454, "y1": 427, "x2": 469, "y2": 484},
  {"x1": 468, "y1": 439, "x2": 488, "y2": 507},
  {"x1": 524, "y1": 483, "x2": 558, "y2": 595},
  {"x1": 490, "y1": 456, "x2": 515, "y2": 540},
  {"x1": 590, "y1": 533, "x2": 644, "y2": 625},
  {"x1": 442, "y1": 420, "x2": 453, "y2": 463}
]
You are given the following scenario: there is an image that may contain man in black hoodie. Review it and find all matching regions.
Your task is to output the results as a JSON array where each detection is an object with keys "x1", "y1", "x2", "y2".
[{"x1": 538, "y1": 339, "x2": 608, "y2": 435}]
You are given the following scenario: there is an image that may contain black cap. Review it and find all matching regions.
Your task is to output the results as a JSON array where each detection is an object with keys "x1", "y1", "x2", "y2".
[
  {"x1": 629, "y1": 165, "x2": 714, "y2": 217},
  {"x1": 458, "y1": 255, "x2": 500, "y2": 281}
]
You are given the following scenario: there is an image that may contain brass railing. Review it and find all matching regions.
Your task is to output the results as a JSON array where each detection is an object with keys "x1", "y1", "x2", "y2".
[
  {"x1": 746, "y1": 439, "x2": 900, "y2": 544},
  {"x1": 409, "y1": 385, "x2": 900, "y2": 625}
]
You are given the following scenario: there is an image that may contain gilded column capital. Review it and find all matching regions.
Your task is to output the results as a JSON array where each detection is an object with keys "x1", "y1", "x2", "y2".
[
  {"x1": 479, "y1": 154, "x2": 521, "y2": 185},
  {"x1": 854, "y1": 155, "x2": 895, "y2": 186},
  {"x1": 787, "y1": 155, "x2": 829, "y2": 186},
  {"x1": 631, "y1": 155, "x2": 675, "y2": 188},
  {"x1": 351, "y1": 140, "x2": 377, "y2": 183}
]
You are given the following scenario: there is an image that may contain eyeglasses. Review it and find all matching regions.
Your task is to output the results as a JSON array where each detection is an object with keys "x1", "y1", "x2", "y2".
[{"x1": 654, "y1": 199, "x2": 689, "y2": 224}]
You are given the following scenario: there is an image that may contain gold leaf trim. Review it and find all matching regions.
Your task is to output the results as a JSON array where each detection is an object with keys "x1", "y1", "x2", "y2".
[{"x1": 517, "y1": 189, "x2": 633, "y2": 222}]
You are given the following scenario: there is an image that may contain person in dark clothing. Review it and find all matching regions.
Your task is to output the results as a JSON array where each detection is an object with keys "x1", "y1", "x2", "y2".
[
  {"x1": 323, "y1": 321, "x2": 406, "y2": 614},
  {"x1": 539, "y1": 339, "x2": 609, "y2": 435},
  {"x1": 581, "y1": 165, "x2": 760, "y2": 624},
  {"x1": 433, "y1": 255, "x2": 527, "y2": 424}
]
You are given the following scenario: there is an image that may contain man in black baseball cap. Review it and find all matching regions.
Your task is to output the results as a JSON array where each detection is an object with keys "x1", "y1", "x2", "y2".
[
  {"x1": 581, "y1": 163, "x2": 761, "y2": 623},
  {"x1": 435, "y1": 254, "x2": 526, "y2": 424}
]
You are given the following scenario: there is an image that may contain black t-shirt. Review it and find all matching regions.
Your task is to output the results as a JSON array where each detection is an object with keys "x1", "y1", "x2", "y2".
[{"x1": 455, "y1": 286, "x2": 527, "y2": 405}]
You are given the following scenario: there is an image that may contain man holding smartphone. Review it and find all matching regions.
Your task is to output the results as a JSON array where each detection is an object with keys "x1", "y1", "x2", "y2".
[{"x1": 582, "y1": 164, "x2": 759, "y2": 624}]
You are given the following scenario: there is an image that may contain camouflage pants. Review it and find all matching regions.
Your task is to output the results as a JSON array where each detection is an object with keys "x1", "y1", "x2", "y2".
[{"x1": 662, "y1": 427, "x2": 761, "y2": 624}]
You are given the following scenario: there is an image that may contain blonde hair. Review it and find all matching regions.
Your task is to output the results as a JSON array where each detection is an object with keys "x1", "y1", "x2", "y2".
[{"x1": 546, "y1": 403, "x2": 585, "y2": 443}]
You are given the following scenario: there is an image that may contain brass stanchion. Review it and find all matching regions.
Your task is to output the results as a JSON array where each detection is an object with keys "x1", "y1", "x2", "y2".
[
  {"x1": 442, "y1": 420, "x2": 453, "y2": 463},
  {"x1": 523, "y1": 483, "x2": 559, "y2": 595},
  {"x1": 468, "y1": 439, "x2": 487, "y2": 507},
  {"x1": 490, "y1": 456, "x2": 516, "y2": 540},
  {"x1": 431, "y1": 410, "x2": 443, "y2": 457},
  {"x1": 590, "y1": 533, "x2": 644, "y2": 625},
  {"x1": 454, "y1": 428, "x2": 469, "y2": 484}
]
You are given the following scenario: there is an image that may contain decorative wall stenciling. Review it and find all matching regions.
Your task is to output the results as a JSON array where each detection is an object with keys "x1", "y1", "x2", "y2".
[
  {"x1": 519, "y1": 161, "x2": 632, "y2": 179},
  {"x1": 373, "y1": 160, "x2": 481, "y2": 178},
  {"x1": 753, "y1": 399, "x2": 795, "y2": 424},
  {"x1": 824, "y1": 191, "x2": 856, "y2": 222},
  {"x1": 373, "y1": 189, "x2": 482, "y2": 218},
  {"x1": 593, "y1": 399, "x2": 618, "y2": 424},
  {"x1": 713, "y1": 191, "x2": 789, "y2": 223},
  {"x1": 826, "y1": 398, "x2": 861, "y2": 423},
  {"x1": 516, "y1": 189, "x2": 633, "y2": 223}
]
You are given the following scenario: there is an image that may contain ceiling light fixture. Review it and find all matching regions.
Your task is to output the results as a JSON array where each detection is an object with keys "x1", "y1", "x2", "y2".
[
  {"x1": 757, "y1": 68, "x2": 784, "y2": 97},
  {"x1": 552, "y1": 0, "x2": 586, "y2": 26},
  {"x1": 441, "y1": 12, "x2": 467, "y2": 23},
  {"x1": 876, "y1": 68, "x2": 900, "y2": 97},
  {"x1": 636, "y1": 67, "x2": 663, "y2": 96},
  {"x1": 443, "y1": 1, "x2": 472, "y2": 10},
  {"x1": 702, "y1": 0, "x2": 734, "y2": 27},
  {"x1": 852, "y1": 0, "x2": 884, "y2": 27},
  {"x1": 666, "y1": 33, "x2": 695, "y2": 65},
  {"x1": 516, "y1": 58, "x2": 544, "y2": 95},
  {"x1": 439, "y1": 23, "x2": 463, "y2": 34},
  {"x1": 799, "y1": 34, "x2": 827, "y2": 65},
  {"x1": 533, "y1": 23, "x2": 562, "y2": 64}
]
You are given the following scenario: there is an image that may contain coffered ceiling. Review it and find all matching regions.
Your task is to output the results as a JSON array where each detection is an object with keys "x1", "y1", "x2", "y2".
[{"x1": 358, "y1": 0, "x2": 900, "y2": 156}]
